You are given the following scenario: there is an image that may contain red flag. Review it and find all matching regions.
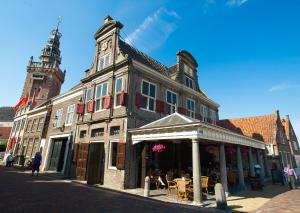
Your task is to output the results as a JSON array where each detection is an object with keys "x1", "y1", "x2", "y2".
[
  {"x1": 14, "y1": 95, "x2": 29, "y2": 109},
  {"x1": 8, "y1": 137, "x2": 16, "y2": 150}
]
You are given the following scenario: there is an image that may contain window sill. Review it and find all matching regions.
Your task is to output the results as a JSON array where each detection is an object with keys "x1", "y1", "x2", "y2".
[
  {"x1": 140, "y1": 108, "x2": 156, "y2": 113},
  {"x1": 108, "y1": 166, "x2": 117, "y2": 170}
]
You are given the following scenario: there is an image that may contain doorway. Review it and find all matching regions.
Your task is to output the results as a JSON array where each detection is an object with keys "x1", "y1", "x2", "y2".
[
  {"x1": 86, "y1": 142, "x2": 105, "y2": 185},
  {"x1": 48, "y1": 138, "x2": 67, "y2": 172}
]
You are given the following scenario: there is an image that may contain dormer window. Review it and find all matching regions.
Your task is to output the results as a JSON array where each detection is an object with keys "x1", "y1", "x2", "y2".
[
  {"x1": 98, "y1": 53, "x2": 111, "y2": 71},
  {"x1": 183, "y1": 63, "x2": 194, "y2": 77},
  {"x1": 185, "y1": 76, "x2": 193, "y2": 89}
]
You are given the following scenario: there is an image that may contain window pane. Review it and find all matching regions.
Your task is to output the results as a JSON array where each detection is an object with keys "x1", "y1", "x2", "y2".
[
  {"x1": 149, "y1": 98, "x2": 155, "y2": 111},
  {"x1": 95, "y1": 85, "x2": 102, "y2": 99},
  {"x1": 142, "y1": 81, "x2": 149, "y2": 95},
  {"x1": 86, "y1": 90, "x2": 91, "y2": 102},
  {"x1": 102, "y1": 83, "x2": 108, "y2": 96},
  {"x1": 141, "y1": 96, "x2": 148, "y2": 109},
  {"x1": 149, "y1": 84, "x2": 155, "y2": 98},
  {"x1": 172, "y1": 94, "x2": 177, "y2": 105},
  {"x1": 95, "y1": 99, "x2": 100, "y2": 111},
  {"x1": 167, "y1": 91, "x2": 171, "y2": 103},
  {"x1": 116, "y1": 78, "x2": 122, "y2": 92},
  {"x1": 111, "y1": 143, "x2": 118, "y2": 167}
]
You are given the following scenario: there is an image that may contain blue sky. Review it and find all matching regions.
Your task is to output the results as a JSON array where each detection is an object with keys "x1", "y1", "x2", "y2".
[{"x1": 0, "y1": 0, "x2": 299, "y2": 138}]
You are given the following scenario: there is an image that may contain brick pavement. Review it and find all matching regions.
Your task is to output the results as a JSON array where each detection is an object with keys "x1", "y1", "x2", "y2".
[
  {"x1": 254, "y1": 187, "x2": 300, "y2": 213},
  {"x1": 0, "y1": 167, "x2": 221, "y2": 213}
]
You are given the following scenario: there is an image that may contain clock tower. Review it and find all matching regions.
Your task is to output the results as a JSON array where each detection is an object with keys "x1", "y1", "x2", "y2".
[{"x1": 20, "y1": 24, "x2": 65, "y2": 107}]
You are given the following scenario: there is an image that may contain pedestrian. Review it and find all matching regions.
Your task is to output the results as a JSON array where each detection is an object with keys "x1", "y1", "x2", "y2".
[
  {"x1": 285, "y1": 164, "x2": 298, "y2": 190},
  {"x1": 6, "y1": 153, "x2": 13, "y2": 167},
  {"x1": 32, "y1": 152, "x2": 42, "y2": 176}
]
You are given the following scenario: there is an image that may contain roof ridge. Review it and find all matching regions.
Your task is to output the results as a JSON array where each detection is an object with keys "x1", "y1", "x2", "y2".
[{"x1": 221, "y1": 113, "x2": 276, "y2": 121}]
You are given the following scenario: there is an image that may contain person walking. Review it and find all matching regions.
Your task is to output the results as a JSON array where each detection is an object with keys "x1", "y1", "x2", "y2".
[
  {"x1": 32, "y1": 152, "x2": 42, "y2": 176},
  {"x1": 5, "y1": 153, "x2": 13, "y2": 167},
  {"x1": 285, "y1": 164, "x2": 297, "y2": 190}
]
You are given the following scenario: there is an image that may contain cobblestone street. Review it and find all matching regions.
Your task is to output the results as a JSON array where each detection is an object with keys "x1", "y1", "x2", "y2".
[{"x1": 0, "y1": 167, "x2": 220, "y2": 213}]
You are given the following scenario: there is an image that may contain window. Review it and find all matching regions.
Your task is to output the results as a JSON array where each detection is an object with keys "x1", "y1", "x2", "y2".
[
  {"x1": 141, "y1": 80, "x2": 156, "y2": 111},
  {"x1": 54, "y1": 108, "x2": 63, "y2": 128},
  {"x1": 37, "y1": 118, "x2": 45, "y2": 131},
  {"x1": 185, "y1": 76, "x2": 193, "y2": 89},
  {"x1": 210, "y1": 109, "x2": 217, "y2": 125},
  {"x1": 110, "y1": 126, "x2": 120, "y2": 135},
  {"x1": 183, "y1": 63, "x2": 194, "y2": 77},
  {"x1": 31, "y1": 119, "x2": 38, "y2": 132},
  {"x1": 115, "y1": 77, "x2": 123, "y2": 107},
  {"x1": 79, "y1": 130, "x2": 87, "y2": 138},
  {"x1": 26, "y1": 120, "x2": 32, "y2": 132},
  {"x1": 166, "y1": 90, "x2": 178, "y2": 114},
  {"x1": 108, "y1": 142, "x2": 118, "y2": 169},
  {"x1": 186, "y1": 98, "x2": 195, "y2": 118},
  {"x1": 85, "y1": 89, "x2": 92, "y2": 112},
  {"x1": 65, "y1": 104, "x2": 75, "y2": 125},
  {"x1": 20, "y1": 119, "x2": 25, "y2": 130},
  {"x1": 97, "y1": 53, "x2": 111, "y2": 71},
  {"x1": 95, "y1": 82, "x2": 108, "y2": 111},
  {"x1": 91, "y1": 128, "x2": 104, "y2": 137},
  {"x1": 293, "y1": 141, "x2": 299, "y2": 150},
  {"x1": 200, "y1": 105, "x2": 207, "y2": 122}
]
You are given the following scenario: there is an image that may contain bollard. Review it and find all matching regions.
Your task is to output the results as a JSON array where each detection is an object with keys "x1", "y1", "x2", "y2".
[
  {"x1": 144, "y1": 176, "x2": 150, "y2": 197},
  {"x1": 215, "y1": 183, "x2": 228, "y2": 210}
]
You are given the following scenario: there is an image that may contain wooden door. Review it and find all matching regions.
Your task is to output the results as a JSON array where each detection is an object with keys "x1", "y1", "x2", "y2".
[
  {"x1": 76, "y1": 143, "x2": 89, "y2": 180},
  {"x1": 87, "y1": 142, "x2": 104, "y2": 185},
  {"x1": 57, "y1": 139, "x2": 67, "y2": 172},
  {"x1": 48, "y1": 140, "x2": 63, "y2": 171}
]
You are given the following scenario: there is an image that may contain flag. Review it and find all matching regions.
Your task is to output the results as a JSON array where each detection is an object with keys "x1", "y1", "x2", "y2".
[{"x1": 14, "y1": 95, "x2": 29, "y2": 109}]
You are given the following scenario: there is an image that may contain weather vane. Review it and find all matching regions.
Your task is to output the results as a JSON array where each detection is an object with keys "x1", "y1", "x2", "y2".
[{"x1": 56, "y1": 17, "x2": 62, "y2": 30}]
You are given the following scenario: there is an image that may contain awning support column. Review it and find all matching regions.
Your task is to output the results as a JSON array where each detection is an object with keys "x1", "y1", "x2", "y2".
[
  {"x1": 220, "y1": 143, "x2": 229, "y2": 195},
  {"x1": 192, "y1": 139, "x2": 202, "y2": 206},
  {"x1": 248, "y1": 147, "x2": 255, "y2": 177},
  {"x1": 237, "y1": 145, "x2": 246, "y2": 189}
]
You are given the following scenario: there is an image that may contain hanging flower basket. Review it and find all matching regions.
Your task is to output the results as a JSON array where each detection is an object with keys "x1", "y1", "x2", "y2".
[
  {"x1": 152, "y1": 144, "x2": 166, "y2": 153},
  {"x1": 226, "y1": 147, "x2": 236, "y2": 155}
]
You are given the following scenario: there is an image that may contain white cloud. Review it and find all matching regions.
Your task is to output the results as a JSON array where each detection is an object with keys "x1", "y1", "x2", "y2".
[
  {"x1": 125, "y1": 7, "x2": 180, "y2": 53},
  {"x1": 226, "y1": 0, "x2": 249, "y2": 7},
  {"x1": 268, "y1": 82, "x2": 300, "y2": 92}
]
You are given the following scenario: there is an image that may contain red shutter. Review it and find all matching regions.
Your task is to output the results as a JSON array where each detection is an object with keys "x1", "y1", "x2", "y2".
[
  {"x1": 156, "y1": 100, "x2": 165, "y2": 113},
  {"x1": 76, "y1": 103, "x2": 84, "y2": 115},
  {"x1": 120, "y1": 91, "x2": 125, "y2": 106},
  {"x1": 116, "y1": 143, "x2": 126, "y2": 170},
  {"x1": 104, "y1": 96, "x2": 111, "y2": 109},
  {"x1": 178, "y1": 107, "x2": 186, "y2": 115},
  {"x1": 135, "y1": 92, "x2": 142, "y2": 108},
  {"x1": 87, "y1": 99, "x2": 94, "y2": 113}
]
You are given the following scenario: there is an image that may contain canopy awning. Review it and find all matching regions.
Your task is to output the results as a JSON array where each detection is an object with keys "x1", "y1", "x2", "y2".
[{"x1": 128, "y1": 113, "x2": 266, "y2": 149}]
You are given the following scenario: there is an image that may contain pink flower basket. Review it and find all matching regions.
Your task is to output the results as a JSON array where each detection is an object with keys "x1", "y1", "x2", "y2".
[{"x1": 152, "y1": 144, "x2": 166, "y2": 153}]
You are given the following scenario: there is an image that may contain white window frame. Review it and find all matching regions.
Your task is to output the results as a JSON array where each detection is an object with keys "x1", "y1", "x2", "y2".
[
  {"x1": 200, "y1": 104, "x2": 207, "y2": 122},
  {"x1": 141, "y1": 80, "x2": 156, "y2": 112},
  {"x1": 97, "y1": 53, "x2": 111, "y2": 71},
  {"x1": 114, "y1": 77, "x2": 123, "y2": 108},
  {"x1": 95, "y1": 81, "x2": 109, "y2": 112},
  {"x1": 54, "y1": 108, "x2": 63, "y2": 128},
  {"x1": 186, "y1": 98, "x2": 195, "y2": 118},
  {"x1": 185, "y1": 75, "x2": 193, "y2": 89},
  {"x1": 210, "y1": 109, "x2": 217, "y2": 125},
  {"x1": 166, "y1": 90, "x2": 178, "y2": 114},
  {"x1": 65, "y1": 104, "x2": 75, "y2": 126},
  {"x1": 85, "y1": 88, "x2": 92, "y2": 114},
  {"x1": 108, "y1": 141, "x2": 118, "y2": 170}
]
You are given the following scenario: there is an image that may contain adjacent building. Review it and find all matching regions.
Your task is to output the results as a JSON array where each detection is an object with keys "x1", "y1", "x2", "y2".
[{"x1": 0, "y1": 107, "x2": 15, "y2": 159}]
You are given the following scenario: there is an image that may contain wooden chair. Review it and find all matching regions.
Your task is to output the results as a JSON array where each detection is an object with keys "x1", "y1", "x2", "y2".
[
  {"x1": 166, "y1": 175, "x2": 177, "y2": 194},
  {"x1": 201, "y1": 176, "x2": 209, "y2": 194},
  {"x1": 176, "y1": 180, "x2": 193, "y2": 200}
]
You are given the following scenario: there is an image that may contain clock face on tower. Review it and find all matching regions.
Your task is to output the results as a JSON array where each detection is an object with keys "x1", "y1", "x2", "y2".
[{"x1": 101, "y1": 41, "x2": 108, "y2": 51}]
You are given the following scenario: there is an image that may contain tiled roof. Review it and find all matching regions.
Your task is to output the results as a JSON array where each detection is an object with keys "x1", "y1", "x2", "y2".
[
  {"x1": 118, "y1": 39, "x2": 170, "y2": 75},
  {"x1": 0, "y1": 107, "x2": 15, "y2": 122},
  {"x1": 217, "y1": 114, "x2": 277, "y2": 144}
]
